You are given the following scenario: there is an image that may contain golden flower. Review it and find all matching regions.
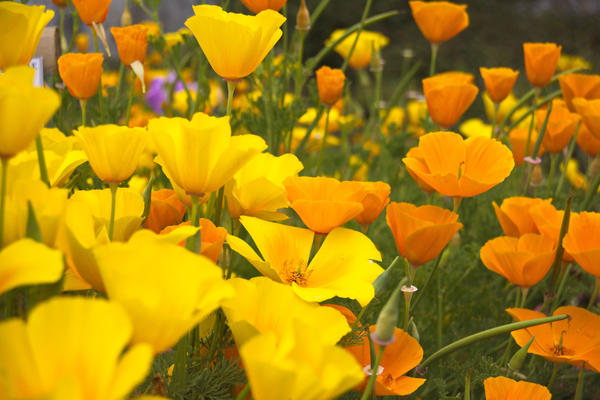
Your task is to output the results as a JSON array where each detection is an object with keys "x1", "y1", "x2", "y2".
[
  {"x1": 241, "y1": 0, "x2": 287, "y2": 13},
  {"x1": 71, "y1": 0, "x2": 112, "y2": 25},
  {"x1": 409, "y1": 1, "x2": 469, "y2": 44},
  {"x1": 508, "y1": 127, "x2": 545, "y2": 166},
  {"x1": 483, "y1": 92, "x2": 518, "y2": 124},
  {"x1": 557, "y1": 53, "x2": 591, "y2": 72},
  {"x1": 325, "y1": 29, "x2": 389, "y2": 69},
  {"x1": 480, "y1": 234, "x2": 555, "y2": 287},
  {"x1": 148, "y1": 112, "x2": 266, "y2": 197},
  {"x1": 0, "y1": 2, "x2": 54, "y2": 69},
  {"x1": 492, "y1": 196, "x2": 552, "y2": 237},
  {"x1": 564, "y1": 159, "x2": 587, "y2": 190},
  {"x1": 480, "y1": 67, "x2": 519, "y2": 103},
  {"x1": 507, "y1": 306, "x2": 600, "y2": 372},
  {"x1": 422, "y1": 72, "x2": 479, "y2": 128},
  {"x1": 110, "y1": 24, "x2": 148, "y2": 66},
  {"x1": 58, "y1": 53, "x2": 104, "y2": 100},
  {"x1": 562, "y1": 211, "x2": 600, "y2": 278},
  {"x1": 558, "y1": 73, "x2": 600, "y2": 111},
  {"x1": 0, "y1": 66, "x2": 60, "y2": 159},
  {"x1": 0, "y1": 297, "x2": 153, "y2": 399},
  {"x1": 459, "y1": 118, "x2": 492, "y2": 138},
  {"x1": 386, "y1": 202, "x2": 462, "y2": 266},
  {"x1": 227, "y1": 216, "x2": 382, "y2": 305},
  {"x1": 483, "y1": 376, "x2": 551, "y2": 400},
  {"x1": 316, "y1": 66, "x2": 346, "y2": 106},
  {"x1": 382, "y1": 106, "x2": 405, "y2": 135},
  {"x1": 143, "y1": 189, "x2": 187, "y2": 233},
  {"x1": 284, "y1": 176, "x2": 365, "y2": 234},
  {"x1": 576, "y1": 122, "x2": 600, "y2": 157},
  {"x1": 572, "y1": 97, "x2": 600, "y2": 140},
  {"x1": 403, "y1": 131, "x2": 514, "y2": 198},
  {"x1": 185, "y1": 5, "x2": 286, "y2": 80},
  {"x1": 535, "y1": 99, "x2": 581, "y2": 153},
  {"x1": 523, "y1": 42, "x2": 562, "y2": 87}
]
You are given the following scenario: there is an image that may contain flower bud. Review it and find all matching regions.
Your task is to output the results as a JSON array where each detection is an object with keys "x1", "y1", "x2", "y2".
[
  {"x1": 508, "y1": 335, "x2": 535, "y2": 372},
  {"x1": 121, "y1": 4, "x2": 132, "y2": 27},
  {"x1": 531, "y1": 164, "x2": 543, "y2": 187},
  {"x1": 296, "y1": 0, "x2": 311, "y2": 32},
  {"x1": 372, "y1": 285, "x2": 402, "y2": 345},
  {"x1": 408, "y1": 318, "x2": 420, "y2": 342},
  {"x1": 316, "y1": 66, "x2": 345, "y2": 106}
]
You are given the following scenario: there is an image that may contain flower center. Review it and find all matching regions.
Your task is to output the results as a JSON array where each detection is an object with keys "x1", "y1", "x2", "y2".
[{"x1": 281, "y1": 259, "x2": 311, "y2": 287}]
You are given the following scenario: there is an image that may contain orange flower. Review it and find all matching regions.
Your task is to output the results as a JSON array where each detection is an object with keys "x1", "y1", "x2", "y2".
[
  {"x1": 346, "y1": 326, "x2": 426, "y2": 396},
  {"x1": 71, "y1": 0, "x2": 112, "y2": 25},
  {"x1": 480, "y1": 67, "x2": 519, "y2": 103},
  {"x1": 316, "y1": 66, "x2": 345, "y2": 107},
  {"x1": 576, "y1": 122, "x2": 600, "y2": 157},
  {"x1": 529, "y1": 202, "x2": 576, "y2": 262},
  {"x1": 386, "y1": 202, "x2": 462, "y2": 266},
  {"x1": 535, "y1": 99, "x2": 581, "y2": 153},
  {"x1": 284, "y1": 176, "x2": 364, "y2": 234},
  {"x1": 492, "y1": 197, "x2": 552, "y2": 237},
  {"x1": 405, "y1": 147, "x2": 436, "y2": 193},
  {"x1": 572, "y1": 97, "x2": 600, "y2": 140},
  {"x1": 480, "y1": 234, "x2": 555, "y2": 288},
  {"x1": 58, "y1": 53, "x2": 103, "y2": 100},
  {"x1": 483, "y1": 376, "x2": 551, "y2": 400},
  {"x1": 241, "y1": 0, "x2": 287, "y2": 13},
  {"x1": 508, "y1": 127, "x2": 545, "y2": 166},
  {"x1": 160, "y1": 218, "x2": 227, "y2": 263},
  {"x1": 422, "y1": 73, "x2": 479, "y2": 128},
  {"x1": 409, "y1": 1, "x2": 469, "y2": 44},
  {"x1": 143, "y1": 189, "x2": 187, "y2": 234},
  {"x1": 562, "y1": 212, "x2": 600, "y2": 278},
  {"x1": 558, "y1": 73, "x2": 600, "y2": 112},
  {"x1": 110, "y1": 24, "x2": 148, "y2": 65},
  {"x1": 345, "y1": 181, "x2": 391, "y2": 228},
  {"x1": 507, "y1": 306, "x2": 600, "y2": 372},
  {"x1": 403, "y1": 131, "x2": 514, "y2": 198},
  {"x1": 523, "y1": 42, "x2": 561, "y2": 87}
]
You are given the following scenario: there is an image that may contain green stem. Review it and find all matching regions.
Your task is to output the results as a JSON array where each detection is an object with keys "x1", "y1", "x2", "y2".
[
  {"x1": 341, "y1": 0, "x2": 372, "y2": 72},
  {"x1": 115, "y1": 63, "x2": 125, "y2": 100},
  {"x1": 235, "y1": 384, "x2": 250, "y2": 400},
  {"x1": 92, "y1": 29, "x2": 105, "y2": 123},
  {"x1": 359, "y1": 346, "x2": 385, "y2": 400},
  {"x1": 410, "y1": 252, "x2": 443, "y2": 312},
  {"x1": 185, "y1": 195, "x2": 202, "y2": 254},
  {"x1": 213, "y1": 187, "x2": 225, "y2": 227},
  {"x1": 491, "y1": 102, "x2": 499, "y2": 139},
  {"x1": 108, "y1": 183, "x2": 118, "y2": 241},
  {"x1": 547, "y1": 363, "x2": 559, "y2": 389},
  {"x1": 508, "y1": 89, "x2": 561, "y2": 134},
  {"x1": 295, "y1": 105, "x2": 324, "y2": 156},
  {"x1": 80, "y1": 99, "x2": 87, "y2": 127},
  {"x1": 294, "y1": 31, "x2": 307, "y2": 99},
  {"x1": 419, "y1": 314, "x2": 569, "y2": 368},
  {"x1": 581, "y1": 156, "x2": 600, "y2": 210},
  {"x1": 498, "y1": 88, "x2": 536, "y2": 134},
  {"x1": 574, "y1": 364, "x2": 586, "y2": 400},
  {"x1": 556, "y1": 121, "x2": 581, "y2": 196},
  {"x1": 125, "y1": 69, "x2": 135, "y2": 126},
  {"x1": 226, "y1": 80, "x2": 236, "y2": 118},
  {"x1": 588, "y1": 276, "x2": 600, "y2": 309},
  {"x1": 551, "y1": 263, "x2": 572, "y2": 312},
  {"x1": 429, "y1": 43, "x2": 439, "y2": 76},
  {"x1": 547, "y1": 153, "x2": 559, "y2": 190},
  {"x1": 436, "y1": 267, "x2": 443, "y2": 349},
  {"x1": 523, "y1": 99, "x2": 553, "y2": 194},
  {"x1": 59, "y1": 7, "x2": 66, "y2": 52},
  {"x1": 35, "y1": 135, "x2": 50, "y2": 187},
  {"x1": 0, "y1": 158, "x2": 8, "y2": 248},
  {"x1": 171, "y1": 331, "x2": 189, "y2": 392},
  {"x1": 381, "y1": 61, "x2": 422, "y2": 123},
  {"x1": 315, "y1": 106, "x2": 331, "y2": 175}
]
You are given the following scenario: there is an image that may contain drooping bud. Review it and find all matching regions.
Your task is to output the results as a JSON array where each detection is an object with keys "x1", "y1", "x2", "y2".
[
  {"x1": 508, "y1": 335, "x2": 535, "y2": 372},
  {"x1": 296, "y1": 0, "x2": 311, "y2": 32}
]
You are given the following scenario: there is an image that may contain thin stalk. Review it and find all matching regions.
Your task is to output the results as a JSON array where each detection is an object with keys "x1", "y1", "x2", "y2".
[
  {"x1": 523, "y1": 100, "x2": 553, "y2": 194},
  {"x1": 547, "y1": 363, "x2": 559, "y2": 389},
  {"x1": 369, "y1": 63, "x2": 383, "y2": 141},
  {"x1": 295, "y1": 105, "x2": 324, "y2": 156},
  {"x1": 588, "y1": 276, "x2": 600, "y2": 309},
  {"x1": 410, "y1": 252, "x2": 443, "y2": 312},
  {"x1": 92, "y1": 29, "x2": 105, "y2": 123},
  {"x1": 35, "y1": 135, "x2": 50, "y2": 187},
  {"x1": 420, "y1": 313, "x2": 569, "y2": 368},
  {"x1": 59, "y1": 7, "x2": 66, "y2": 52},
  {"x1": 359, "y1": 346, "x2": 385, "y2": 400},
  {"x1": 508, "y1": 89, "x2": 561, "y2": 134},
  {"x1": 125, "y1": 69, "x2": 135, "y2": 125},
  {"x1": 498, "y1": 88, "x2": 536, "y2": 134},
  {"x1": 262, "y1": 54, "x2": 275, "y2": 151},
  {"x1": 310, "y1": 0, "x2": 331, "y2": 26},
  {"x1": 464, "y1": 371, "x2": 471, "y2": 400},
  {"x1": 315, "y1": 106, "x2": 331, "y2": 175},
  {"x1": 294, "y1": 31, "x2": 307, "y2": 99},
  {"x1": 551, "y1": 263, "x2": 572, "y2": 313},
  {"x1": 108, "y1": 183, "x2": 118, "y2": 241},
  {"x1": 556, "y1": 121, "x2": 581, "y2": 196},
  {"x1": 226, "y1": 80, "x2": 236, "y2": 117},
  {"x1": 341, "y1": 0, "x2": 372, "y2": 72},
  {"x1": 436, "y1": 268, "x2": 443, "y2": 349},
  {"x1": 580, "y1": 157, "x2": 600, "y2": 210},
  {"x1": 573, "y1": 364, "x2": 586, "y2": 400},
  {"x1": 213, "y1": 187, "x2": 225, "y2": 227},
  {"x1": 547, "y1": 153, "x2": 559, "y2": 190},
  {"x1": 185, "y1": 195, "x2": 202, "y2": 254},
  {"x1": 115, "y1": 63, "x2": 125, "y2": 100},
  {"x1": 381, "y1": 61, "x2": 422, "y2": 123},
  {"x1": 171, "y1": 332, "x2": 189, "y2": 392},
  {"x1": 429, "y1": 43, "x2": 439, "y2": 76},
  {"x1": 491, "y1": 102, "x2": 499, "y2": 139},
  {"x1": 80, "y1": 99, "x2": 87, "y2": 127},
  {"x1": 0, "y1": 158, "x2": 8, "y2": 248}
]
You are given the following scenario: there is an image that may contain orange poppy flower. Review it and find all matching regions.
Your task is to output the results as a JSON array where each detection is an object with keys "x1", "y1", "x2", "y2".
[
  {"x1": 506, "y1": 306, "x2": 600, "y2": 372},
  {"x1": 523, "y1": 42, "x2": 561, "y2": 87},
  {"x1": 480, "y1": 234, "x2": 555, "y2": 288},
  {"x1": 562, "y1": 212, "x2": 600, "y2": 278},
  {"x1": 409, "y1": 1, "x2": 469, "y2": 44},
  {"x1": 241, "y1": 0, "x2": 287, "y2": 13},
  {"x1": 346, "y1": 326, "x2": 426, "y2": 396},
  {"x1": 316, "y1": 66, "x2": 345, "y2": 107},
  {"x1": 143, "y1": 189, "x2": 187, "y2": 234},
  {"x1": 284, "y1": 176, "x2": 365, "y2": 234},
  {"x1": 110, "y1": 24, "x2": 148, "y2": 65},
  {"x1": 402, "y1": 131, "x2": 514, "y2": 198},
  {"x1": 58, "y1": 53, "x2": 103, "y2": 100},
  {"x1": 160, "y1": 218, "x2": 227, "y2": 263},
  {"x1": 535, "y1": 99, "x2": 581, "y2": 153},
  {"x1": 404, "y1": 147, "x2": 436, "y2": 194},
  {"x1": 422, "y1": 73, "x2": 479, "y2": 128},
  {"x1": 343, "y1": 181, "x2": 391, "y2": 228},
  {"x1": 480, "y1": 67, "x2": 519, "y2": 103},
  {"x1": 508, "y1": 127, "x2": 546, "y2": 166},
  {"x1": 492, "y1": 197, "x2": 552, "y2": 237},
  {"x1": 558, "y1": 73, "x2": 600, "y2": 112},
  {"x1": 572, "y1": 97, "x2": 600, "y2": 140},
  {"x1": 483, "y1": 376, "x2": 551, "y2": 400},
  {"x1": 386, "y1": 202, "x2": 462, "y2": 266},
  {"x1": 71, "y1": 0, "x2": 112, "y2": 25},
  {"x1": 576, "y1": 122, "x2": 600, "y2": 157},
  {"x1": 529, "y1": 202, "x2": 576, "y2": 262}
]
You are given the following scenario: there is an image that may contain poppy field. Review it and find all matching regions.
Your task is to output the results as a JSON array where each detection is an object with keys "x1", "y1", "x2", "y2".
[{"x1": 2, "y1": 0, "x2": 600, "y2": 399}]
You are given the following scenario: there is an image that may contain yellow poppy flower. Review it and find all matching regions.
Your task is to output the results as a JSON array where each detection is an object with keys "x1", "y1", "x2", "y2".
[
  {"x1": 148, "y1": 112, "x2": 266, "y2": 197},
  {"x1": 185, "y1": 5, "x2": 286, "y2": 80},
  {"x1": 226, "y1": 216, "x2": 382, "y2": 305},
  {"x1": 326, "y1": 29, "x2": 389, "y2": 69},
  {"x1": 0, "y1": 297, "x2": 153, "y2": 400}
]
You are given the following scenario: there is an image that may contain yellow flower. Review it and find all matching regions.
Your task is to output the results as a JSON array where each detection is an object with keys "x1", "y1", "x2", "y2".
[
  {"x1": 95, "y1": 229, "x2": 234, "y2": 353},
  {"x1": 0, "y1": 239, "x2": 63, "y2": 296},
  {"x1": 226, "y1": 153, "x2": 303, "y2": 221},
  {"x1": 227, "y1": 216, "x2": 382, "y2": 305},
  {"x1": 382, "y1": 106, "x2": 405, "y2": 136},
  {"x1": 557, "y1": 53, "x2": 592, "y2": 72},
  {"x1": 325, "y1": 29, "x2": 389, "y2": 69},
  {"x1": 148, "y1": 112, "x2": 266, "y2": 197},
  {"x1": 185, "y1": 5, "x2": 286, "y2": 80},
  {"x1": 0, "y1": 297, "x2": 153, "y2": 400},
  {"x1": 483, "y1": 92, "x2": 518, "y2": 124},
  {"x1": 459, "y1": 118, "x2": 492, "y2": 138},
  {"x1": 0, "y1": 66, "x2": 60, "y2": 159},
  {"x1": 74, "y1": 125, "x2": 147, "y2": 183},
  {"x1": 0, "y1": 2, "x2": 54, "y2": 69}
]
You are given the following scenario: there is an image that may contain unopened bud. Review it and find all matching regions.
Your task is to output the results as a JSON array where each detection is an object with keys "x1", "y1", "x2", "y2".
[
  {"x1": 373, "y1": 258, "x2": 400, "y2": 297},
  {"x1": 121, "y1": 3, "x2": 132, "y2": 27},
  {"x1": 508, "y1": 335, "x2": 535, "y2": 372},
  {"x1": 531, "y1": 165, "x2": 543, "y2": 187},
  {"x1": 296, "y1": 0, "x2": 311, "y2": 32},
  {"x1": 408, "y1": 318, "x2": 420, "y2": 342},
  {"x1": 372, "y1": 285, "x2": 402, "y2": 345}
]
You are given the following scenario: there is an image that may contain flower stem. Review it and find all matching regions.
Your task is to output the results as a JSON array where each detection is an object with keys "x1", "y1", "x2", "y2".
[
  {"x1": 80, "y1": 99, "x2": 87, "y2": 127},
  {"x1": 547, "y1": 153, "x2": 559, "y2": 190},
  {"x1": 359, "y1": 345, "x2": 385, "y2": 400},
  {"x1": 185, "y1": 195, "x2": 202, "y2": 254},
  {"x1": 0, "y1": 158, "x2": 8, "y2": 248},
  {"x1": 226, "y1": 80, "x2": 236, "y2": 118},
  {"x1": 35, "y1": 135, "x2": 50, "y2": 187},
  {"x1": 429, "y1": 43, "x2": 439, "y2": 77},
  {"x1": 294, "y1": 30, "x2": 307, "y2": 100},
  {"x1": 411, "y1": 251, "x2": 444, "y2": 312},
  {"x1": 125, "y1": 69, "x2": 135, "y2": 126},
  {"x1": 341, "y1": 0, "x2": 372, "y2": 72},
  {"x1": 108, "y1": 183, "x2": 118, "y2": 241},
  {"x1": 574, "y1": 364, "x2": 586, "y2": 400},
  {"x1": 588, "y1": 276, "x2": 600, "y2": 309},
  {"x1": 556, "y1": 120, "x2": 581, "y2": 196},
  {"x1": 547, "y1": 363, "x2": 559, "y2": 389},
  {"x1": 315, "y1": 106, "x2": 331, "y2": 175},
  {"x1": 491, "y1": 102, "x2": 499, "y2": 139},
  {"x1": 580, "y1": 154, "x2": 600, "y2": 210},
  {"x1": 92, "y1": 29, "x2": 105, "y2": 123}
]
